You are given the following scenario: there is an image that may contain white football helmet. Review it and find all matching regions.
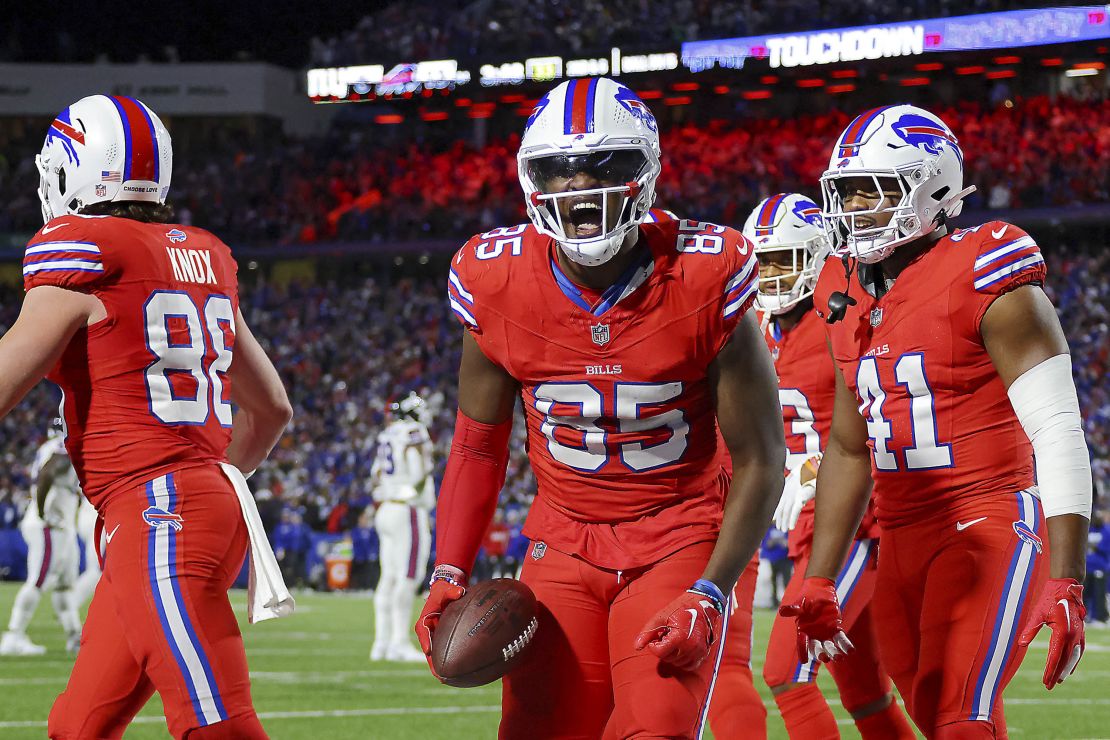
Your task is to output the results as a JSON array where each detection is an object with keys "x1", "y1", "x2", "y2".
[
  {"x1": 820, "y1": 104, "x2": 975, "y2": 264},
  {"x1": 742, "y1": 193, "x2": 830, "y2": 314},
  {"x1": 518, "y1": 77, "x2": 661, "y2": 266},
  {"x1": 390, "y1": 392, "x2": 428, "y2": 425},
  {"x1": 36, "y1": 95, "x2": 173, "y2": 224}
]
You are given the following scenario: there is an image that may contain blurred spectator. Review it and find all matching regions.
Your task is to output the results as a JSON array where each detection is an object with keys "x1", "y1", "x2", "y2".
[
  {"x1": 273, "y1": 508, "x2": 312, "y2": 587},
  {"x1": 351, "y1": 508, "x2": 381, "y2": 591},
  {"x1": 761, "y1": 528, "x2": 790, "y2": 607}
]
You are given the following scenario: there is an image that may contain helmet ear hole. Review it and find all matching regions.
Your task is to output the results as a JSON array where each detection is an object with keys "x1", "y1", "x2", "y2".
[
  {"x1": 57, "y1": 168, "x2": 67, "y2": 197},
  {"x1": 931, "y1": 185, "x2": 951, "y2": 201}
]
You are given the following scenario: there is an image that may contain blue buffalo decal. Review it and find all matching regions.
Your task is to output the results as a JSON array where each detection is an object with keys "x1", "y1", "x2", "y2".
[
  {"x1": 143, "y1": 506, "x2": 184, "y2": 531},
  {"x1": 892, "y1": 114, "x2": 964, "y2": 166},
  {"x1": 525, "y1": 95, "x2": 551, "y2": 132},
  {"x1": 791, "y1": 198, "x2": 822, "y2": 227},
  {"x1": 613, "y1": 85, "x2": 658, "y2": 132},
  {"x1": 1012, "y1": 520, "x2": 1043, "y2": 554}
]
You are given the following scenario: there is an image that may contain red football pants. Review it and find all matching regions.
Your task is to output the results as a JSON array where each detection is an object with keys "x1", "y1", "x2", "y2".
[
  {"x1": 764, "y1": 539, "x2": 892, "y2": 711},
  {"x1": 707, "y1": 556, "x2": 767, "y2": 738},
  {"x1": 872, "y1": 489, "x2": 1047, "y2": 737},
  {"x1": 48, "y1": 467, "x2": 263, "y2": 739},
  {"x1": 500, "y1": 540, "x2": 727, "y2": 739}
]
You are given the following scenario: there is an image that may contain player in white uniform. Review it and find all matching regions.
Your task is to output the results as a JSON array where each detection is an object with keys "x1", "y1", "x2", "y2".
[
  {"x1": 72, "y1": 497, "x2": 102, "y2": 608},
  {"x1": 370, "y1": 392, "x2": 435, "y2": 662},
  {"x1": 0, "y1": 420, "x2": 83, "y2": 655}
]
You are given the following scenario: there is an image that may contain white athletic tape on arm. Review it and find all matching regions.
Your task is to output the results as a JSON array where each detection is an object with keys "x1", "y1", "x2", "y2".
[{"x1": 1006, "y1": 354, "x2": 1092, "y2": 519}]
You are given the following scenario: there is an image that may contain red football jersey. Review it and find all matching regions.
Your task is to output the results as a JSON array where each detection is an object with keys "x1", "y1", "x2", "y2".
[
  {"x1": 763, "y1": 308, "x2": 881, "y2": 553},
  {"x1": 448, "y1": 220, "x2": 759, "y2": 570},
  {"x1": 763, "y1": 309, "x2": 835, "y2": 556},
  {"x1": 23, "y1": 214, "x2": 239, "y2": 508},
  {"x1": 814, "y1": 221, "x2": 1042, "y2": 527}
]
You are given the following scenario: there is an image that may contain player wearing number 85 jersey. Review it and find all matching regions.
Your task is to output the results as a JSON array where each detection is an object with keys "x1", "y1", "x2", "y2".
[
  {"x1": 0, "y1": 95, "x2": 293, "y2": 739},
  {"x1": 418, "y1": 77, "x2": 786, "y2": 739},
  {"x1": 789, "y1": 104, "x2": 1093, "y2": 738}
]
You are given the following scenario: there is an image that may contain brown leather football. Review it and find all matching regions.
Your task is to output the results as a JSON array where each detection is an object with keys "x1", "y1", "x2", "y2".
[{"x1": 431, "y1": 578, "x2": 539, "y2": 688}]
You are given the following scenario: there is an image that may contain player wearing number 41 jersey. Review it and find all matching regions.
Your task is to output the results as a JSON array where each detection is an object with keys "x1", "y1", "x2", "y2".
[
  {"x1": 0, "y1": 95, "x2": 293, "y2": 739},
  {"x1": 418, "y1": 77, "x2": 785, "y2": 739},
  {"x1": 788, "y1": 104, "x2": 1093, "y2": 739}
]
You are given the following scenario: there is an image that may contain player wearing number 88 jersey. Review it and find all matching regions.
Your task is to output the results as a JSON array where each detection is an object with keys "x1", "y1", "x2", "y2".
[
  {"x1": 421, "y1": 77, "x2": 785, "y2": 739},
  {"x1": 4, "y1": 95, "x2": 292, "y2": 739}
]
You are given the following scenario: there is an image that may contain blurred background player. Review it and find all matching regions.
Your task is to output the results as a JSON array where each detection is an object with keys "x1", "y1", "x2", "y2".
[
  {"x1": 71, "y1": 496, "x2": 102, "y2": 610},
  {"x1": 0, "y1": 94, "x2": 293, "y2": 739},
  {"x1": 417, "y1": 77, "x2": 785, "y2": 739},
  {"x1": 0, "y1": 417, "x2": 83, "y2": 656},
  {"x1": 733, "y1": 194, "x2": 912, "y2": 739},
  {"x1": 789, "y1": 104, "x2": 1093, "y2": 738},
  {"x1": 370, "y1": 391, "x2": 434, "y2": 662}
]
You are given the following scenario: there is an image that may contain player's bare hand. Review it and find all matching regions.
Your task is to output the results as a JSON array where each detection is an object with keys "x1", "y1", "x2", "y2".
[
  {"x1": 634, "y1": 581, "x2": 724, "y2": 671},
  {"x1": 1018, "y1": 578, "x2": 1085, "y2": 690},
  {"x1": 415, "y1": 564, "x2": 467, "y2": 678},
  {"x1": 779, "y1": 576, "x2": 854, "y2": 663}
]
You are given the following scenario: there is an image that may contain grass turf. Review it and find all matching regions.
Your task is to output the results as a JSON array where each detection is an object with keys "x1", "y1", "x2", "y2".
[{"x1": 0, "y1": 582, "x2": 1106, "y2": 738}]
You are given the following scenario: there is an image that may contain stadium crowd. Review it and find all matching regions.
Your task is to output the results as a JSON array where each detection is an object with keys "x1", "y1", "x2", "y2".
[
  {"x1": 0, "y1": 238, "x2": 1107, "y2": 601},
  {"x1": 308, "y1": 0, "x2": 1049, "y2": 67},
  {"x1": 1, "y1": 95, "x2": 1107, "y2": 247}
]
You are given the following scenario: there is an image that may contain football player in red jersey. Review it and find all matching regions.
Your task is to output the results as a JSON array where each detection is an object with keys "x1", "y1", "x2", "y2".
[
  {"x1": 725, "y1": 194, "x2": 913, "y2": 739},
  {"x1": 416, "y1": 77, "x2": 786, "y2": 738},
  {"x1": 786, "y1": 105, "x2": 1092, "y2": 738},
  {"x1": 0, "y1": 96, "x2": 293, "y2": 739}
]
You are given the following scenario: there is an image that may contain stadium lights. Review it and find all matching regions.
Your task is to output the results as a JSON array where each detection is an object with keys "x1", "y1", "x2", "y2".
[
  {"x1": 1040, "y1": 57, "x2": 1064, "y2": 66},
  {"x1": 760, "y1": 75, "x2": 779, "y2": 84},
  {"x1": 914, "y1": 62, "x2": 944, "y2": 71},
  {"x1": 741, "y1": 90, "x2": 773, "y2": 100},
  {"x1": 796, "y1": 78, "x2": 825, "y2": 87},
  {"x1": 986, "y1": 69, "x2": 1018, "y2": 79},
  {"x1": 993, "y1": 55, "x2": 1021, "y2": 65},
  {"x1": 955, "y1": 65, "x2": 986, "y2": 75},
  {"x1": 672, "y1": 82, "x2": 699, "y2": 91},
  {"x1": 900, "y1": 77, "x2": 931, "y2": 86},
  {"x1": 1065, "y1": 67, "x2": 1100, "y2": 76},
  {"x1": 830, "y1": 69, "x2": 858, "y2": 78},
  {"x1": 827, "y1": 83, "x2": 855, "y2": 93},
  {"x1": 664, "y1": 96, "x2": 692, "y2": 105},
  {"x1": 713, "y1": 85, "x2": 731, "y2": 94},
  {"x1": 374, "y1": 114, "x2": 404, "y2": 124}
]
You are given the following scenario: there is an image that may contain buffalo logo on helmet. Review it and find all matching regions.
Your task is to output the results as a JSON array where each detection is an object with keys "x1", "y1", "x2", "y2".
[
  {"x1": 791, "y1": 198, "x2": 822, "y2": 227},
  {"x1": 524, "y1": 95, "x2": 551, "y2": 132},
  {"x1": 1012, "y1": 520, "x2": 1043, "y2": 554},
  {"x1": 142, "y1": 506, "x2": 184, "y2": 531},
  {"x1": 613, "y1": 86, "x2": 658, "y2": 132},
  {"x1": 892, "y1": 114, "x2": 964, "y2": 166},
  {"x1": 45, "y1": 109, "x2": 85, "y2": 165}
]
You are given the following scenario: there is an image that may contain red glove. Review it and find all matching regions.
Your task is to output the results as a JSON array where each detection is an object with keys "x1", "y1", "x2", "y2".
[
  {"x1": 414, "y1": 565, "x2": 467, "y2": 678},
  {"x1": 634, "y1": 581, "x2": 725, "y2": 671},
  {"x1": 1018, "y1": 578, "x2": 1086, "y2": 690},
  {"x1": 778, "y1": 576, "x2": 854, "y2": 664}
]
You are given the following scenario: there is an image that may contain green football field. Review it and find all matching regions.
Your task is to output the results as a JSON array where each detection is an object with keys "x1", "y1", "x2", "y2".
[{"x1": 0, "y1": 582, "x2": 1107, "y2": 739}]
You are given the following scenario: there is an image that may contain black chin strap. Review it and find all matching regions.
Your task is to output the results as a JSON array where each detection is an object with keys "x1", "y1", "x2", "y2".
[{"x1": 826, "y1": 256, "x2": 857, "y2": 324}]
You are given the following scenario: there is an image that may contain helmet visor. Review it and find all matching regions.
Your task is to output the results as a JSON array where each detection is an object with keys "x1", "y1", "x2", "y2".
[{"x1": 525, "y1": 149, "x2": 650, "y2": 192}]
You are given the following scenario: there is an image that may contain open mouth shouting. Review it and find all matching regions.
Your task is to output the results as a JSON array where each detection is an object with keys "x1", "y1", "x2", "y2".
[{"x1": 568, "y1": 197, "x2": 604, "y2": 239}]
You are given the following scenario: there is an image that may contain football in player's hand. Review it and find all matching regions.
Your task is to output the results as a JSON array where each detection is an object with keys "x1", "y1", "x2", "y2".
[{"x1": 431, "y1": 578, "x2": 539, "y2": 688}]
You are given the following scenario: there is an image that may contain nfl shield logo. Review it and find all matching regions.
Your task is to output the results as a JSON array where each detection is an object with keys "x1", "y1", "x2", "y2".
[
  {"x1": 531, "y1": 542, "x2": 547, "y2": 560},
  {"x1": 870, "y1": 308, "x2": 883, "y2": 327},
  {"x1": 591, "y1": 324, "x2": 610, "y2": 346}
]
